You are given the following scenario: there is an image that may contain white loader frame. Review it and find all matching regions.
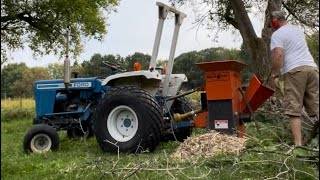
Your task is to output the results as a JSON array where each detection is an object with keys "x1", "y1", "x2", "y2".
[{"x1": 102, "y1": 2, "x2": 187, "y2": 111}]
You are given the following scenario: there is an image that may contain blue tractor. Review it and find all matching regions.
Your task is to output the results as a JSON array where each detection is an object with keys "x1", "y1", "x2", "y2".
[
  {"x1": 23, "y1": 77, "x2": 107, "y2": 152},
  {"x1": 23, "y1": 2, "x2": 199, "y2": 153}
]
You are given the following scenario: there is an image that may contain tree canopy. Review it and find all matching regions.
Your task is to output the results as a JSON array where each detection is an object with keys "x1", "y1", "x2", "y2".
[
  {"x1": 1, "y1": 63, "x2": 28, "y2": 98},
  {"x1": 125, "y1": 52, "x2": 152, "y2": 71},
  {"x1": 173, "y1": 47, "x2": 242, "y2": 88},
  {"x1": 79, "y1": 53, "x2": 125, "y2": 77},
  {"x1": 48, "y1": 63, "x2": 64, "y2": 79},
  {"x1": 1, "y1": 0, "x2": 118, "y2": 64},
  {"x1": 11, "y1": 67, "x2": 51, "y2": 98}
]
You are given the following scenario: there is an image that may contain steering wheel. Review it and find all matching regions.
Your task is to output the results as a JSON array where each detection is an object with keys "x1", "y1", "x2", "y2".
[{"x1": 102, "y1": 61, "x2": 126, "y2": 72}]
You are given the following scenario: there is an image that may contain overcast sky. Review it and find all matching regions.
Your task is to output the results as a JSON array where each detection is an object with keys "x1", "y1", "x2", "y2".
[{"x1": 10, "y1": 0, "x2": 263, "y2": 67}]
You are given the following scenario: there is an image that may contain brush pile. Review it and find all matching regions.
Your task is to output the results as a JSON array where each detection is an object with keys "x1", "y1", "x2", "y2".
[{"x1": 171, "y1": 131, "x2": 247, "y2": 162}]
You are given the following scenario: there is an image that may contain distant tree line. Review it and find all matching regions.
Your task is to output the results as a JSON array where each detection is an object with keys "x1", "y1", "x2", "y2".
[
  {"x1": 1, "y1": 52, "x2": 165, "y2": 99},
  {"x1": 1, "y1": 37, "x2": 318, "y2": 99}
]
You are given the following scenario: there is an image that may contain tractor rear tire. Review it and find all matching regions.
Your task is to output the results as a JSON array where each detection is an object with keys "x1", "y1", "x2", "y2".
[
  {"x1": 23, "y1": 124, "x2": 60, "y2": 153},
  {"x1": 93, "y1": 85, "x2": 164, "y2": 153},
  {"x1": 167, "y1": 96, "x2": 193, "y2": 142}
]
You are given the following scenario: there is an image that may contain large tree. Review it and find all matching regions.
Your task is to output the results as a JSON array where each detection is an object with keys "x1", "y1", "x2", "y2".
[
  {"x1": 48, "y1": 63, "x2": 64, "y2": 79},
  {"x1": 171, "y1": 0, "x2": 319, "y2": 78},
  {"x1": 80, "y1": 53, "x2": 125, "y2": 77},
  {"x1": 174, "y1": 47, "x2": 241, "y2": 88},
  {"x1": 125, "y1": 52, "x2": 152, "y2": 71},
  {"x1": 1, "y1": 62, "x2": 28, "y2": 98},
  {"x1": 1, "y1": 0, "x2": 118, "y2": 65},
  {"x1": 11, "y1": 67, "x2": 51, "y2": 98}
]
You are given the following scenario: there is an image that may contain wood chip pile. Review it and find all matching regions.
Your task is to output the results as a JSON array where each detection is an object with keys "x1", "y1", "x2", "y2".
[{"x1": 171, "y1": 131, "x2": 247, "y2": 162}]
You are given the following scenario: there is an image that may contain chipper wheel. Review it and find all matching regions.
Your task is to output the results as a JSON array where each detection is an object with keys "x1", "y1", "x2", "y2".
[
  {"x1": 93, "y1": 85, "x2": 164, "y2": 153},
  {"x1": 23, "y1": 124, "x2": 60, "y2": 153},
  {"x1": 166, "y1": 96, "x2": 193, "y2": 142}
]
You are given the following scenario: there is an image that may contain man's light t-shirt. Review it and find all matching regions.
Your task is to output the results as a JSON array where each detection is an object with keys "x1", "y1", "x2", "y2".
[{"x1": 270, "y1": 24, "x2": 317, "y2": 75}]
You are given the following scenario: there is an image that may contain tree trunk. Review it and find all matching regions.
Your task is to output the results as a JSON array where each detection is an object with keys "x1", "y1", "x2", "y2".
[
  {"x1": 20, "y1": 97, "x2": 23, "y2": 108},
  {"x1": 229, "y1": 0, "x2": 282, "y2": 80},
  {"x1": 261, "y1": 0, "x2": 283, "y2": 71}
]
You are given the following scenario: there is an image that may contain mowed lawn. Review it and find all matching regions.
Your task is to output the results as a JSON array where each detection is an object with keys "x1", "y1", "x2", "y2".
[{"x1": 1, "y1": 99, "x2": 319, "y2": 180}]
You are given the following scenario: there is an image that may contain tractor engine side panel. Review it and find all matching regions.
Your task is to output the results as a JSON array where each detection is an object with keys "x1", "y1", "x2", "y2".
[
  {"x1": 34, "y1": 77, "x2": 105, "y2": 117},
  {"x1": 34, "y1": 90, "x2": 56, "y2": 117}
]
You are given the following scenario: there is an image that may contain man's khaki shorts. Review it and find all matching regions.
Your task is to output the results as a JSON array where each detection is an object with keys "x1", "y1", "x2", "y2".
[{"x1": 283, "y1": 65, "x2": 319, "y2": 117}]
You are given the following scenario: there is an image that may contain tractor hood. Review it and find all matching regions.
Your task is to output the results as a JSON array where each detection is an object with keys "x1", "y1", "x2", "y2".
[
  {"x1": 34, "y1": 77, "x2": 103, "y2": 92},
  {"x1": 101, "y1": 70, "x2": 162, "y2": 86}
]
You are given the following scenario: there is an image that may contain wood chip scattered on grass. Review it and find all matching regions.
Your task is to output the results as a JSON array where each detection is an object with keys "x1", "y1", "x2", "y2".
[{"x1": 171, "y1": 131, "x2": 248, "y2": 162}]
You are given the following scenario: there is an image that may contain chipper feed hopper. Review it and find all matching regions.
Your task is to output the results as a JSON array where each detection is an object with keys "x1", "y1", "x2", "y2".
[{"x1": 193, "y1": 60, "x2": 274, "y2": 137}]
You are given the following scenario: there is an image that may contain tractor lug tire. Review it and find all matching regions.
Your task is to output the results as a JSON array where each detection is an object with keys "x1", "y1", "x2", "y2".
[
  {"x1": 23, "y1": 124, "x2": 60, "y2": 153},
  {"x1": 93, "y1": 85, "x2": 164, "y2": 153},
  {"x1": 164, "y1": 96, "x2": 193, "y2": 142}
]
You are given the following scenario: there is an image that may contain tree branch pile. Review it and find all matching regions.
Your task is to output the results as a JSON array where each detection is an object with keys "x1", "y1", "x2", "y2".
[
  {"x1": 171, "y1": 131, "x2": 247, "y2": 162},
  {"x1": 256, "y1": 96, "x2": 286, "y2": 120},
  {"x1": 257, "y1": 95, "x2": 319, "y2": 147}
]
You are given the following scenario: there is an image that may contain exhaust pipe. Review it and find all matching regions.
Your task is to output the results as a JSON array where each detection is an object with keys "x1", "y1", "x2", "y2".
[
  {"x1": 174, "y1": 109, "x2": 202, "y2": 122},
  {"x1": 64, "y1": 27, "x2": 71, "y2": 87}
]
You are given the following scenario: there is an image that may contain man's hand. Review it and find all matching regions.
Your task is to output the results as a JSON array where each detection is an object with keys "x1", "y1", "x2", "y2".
[
  {"x1": 273, "y1": 76, "x2": 285, "y2": 97},
  {"x1": 269, "y1": 76, "x2": 280, "y2": 90},
  {"x1": 273, "y1": 77, "x2": 280, "y2": 89}
]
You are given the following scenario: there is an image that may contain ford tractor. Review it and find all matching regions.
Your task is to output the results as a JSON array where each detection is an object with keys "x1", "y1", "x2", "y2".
[{"x1": 23, "y1": 2, "x2": 198, "y2": 153}]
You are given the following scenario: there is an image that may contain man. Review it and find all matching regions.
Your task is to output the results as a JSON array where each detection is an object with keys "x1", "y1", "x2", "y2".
[{"x1": 270, "y1": 11, "x2": 319, "y2": 147}]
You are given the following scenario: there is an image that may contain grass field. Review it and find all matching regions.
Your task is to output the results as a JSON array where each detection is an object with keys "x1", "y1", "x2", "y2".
[
  {"x1": 1, "y1": 99, "x2": 319, "y2": 179},
  {"x1": 1, "y1": 99, "x2": 35, "y2": 121},
  {"x1": 1, "y1": 98, "x2": 35, "y2": 108}
]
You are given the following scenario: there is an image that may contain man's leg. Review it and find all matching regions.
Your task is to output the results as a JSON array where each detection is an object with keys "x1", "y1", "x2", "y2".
[{"x1": 289, "y1": 115, "x2": 302, "y2": 146}]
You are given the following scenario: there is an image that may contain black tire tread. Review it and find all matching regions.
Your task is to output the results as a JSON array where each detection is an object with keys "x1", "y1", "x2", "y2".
[
  {"x1": 168, "y1": 96, "x2": 193, "y2": 142},
  {"x1": 23, "y1": 124, "x2": 60, "y2": 153},
  {"x1": 93, "y1": 85, "x2": 164, "y2": 153}
]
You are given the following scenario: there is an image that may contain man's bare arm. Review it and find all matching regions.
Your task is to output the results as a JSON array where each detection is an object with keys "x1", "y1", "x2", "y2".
[{"x1": 271, "y1": 47, "x2": 284, "y2": 77}]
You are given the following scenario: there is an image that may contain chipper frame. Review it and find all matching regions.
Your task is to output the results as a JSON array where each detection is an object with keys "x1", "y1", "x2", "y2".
[{"x1": 192, "y1": 60, "x2": 274, "y2": 137}]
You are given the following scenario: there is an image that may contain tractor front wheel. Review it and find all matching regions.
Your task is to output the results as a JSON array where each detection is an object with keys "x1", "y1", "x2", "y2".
[{"x1": 23, "y1": 124, "x2": 60, "y2": 153}]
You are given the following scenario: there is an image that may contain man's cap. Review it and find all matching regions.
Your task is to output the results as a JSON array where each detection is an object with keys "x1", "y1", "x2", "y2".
[{"x1": 271, "y1": 11, "x2": 286, "y2": 20}]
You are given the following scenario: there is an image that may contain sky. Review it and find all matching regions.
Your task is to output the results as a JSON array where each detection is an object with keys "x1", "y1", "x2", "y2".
[{"x1": 10, "y1": 0, "x2": 263, "y2": 67}]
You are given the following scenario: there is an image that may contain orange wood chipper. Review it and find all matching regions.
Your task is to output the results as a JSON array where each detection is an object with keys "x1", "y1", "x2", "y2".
[{"x1": 190, "y1": 60, "x2": 274, "y2": 137}]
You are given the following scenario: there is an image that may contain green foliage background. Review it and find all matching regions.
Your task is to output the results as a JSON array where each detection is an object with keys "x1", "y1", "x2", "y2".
[
  {"x1": 1, "y1": 0, "x2": 119, "y2": 60},
  {"x1": 2, "y1": 33, "x2": 319, "y2": 99}
]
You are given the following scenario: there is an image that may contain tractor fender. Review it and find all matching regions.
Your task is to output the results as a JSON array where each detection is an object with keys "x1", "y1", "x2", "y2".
[
  {"x1": 160, "y1": 74, "x2": 188, "y2": 111},
  {"x1": 160, "y1": 74, "x2": 188, "y2": 95},
  {"x1": 162, "y1": 74, "x2": 188, "y2": 83},
  {"x1": 101, "y1": 70, "x2": 162, "y2": 96}
]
